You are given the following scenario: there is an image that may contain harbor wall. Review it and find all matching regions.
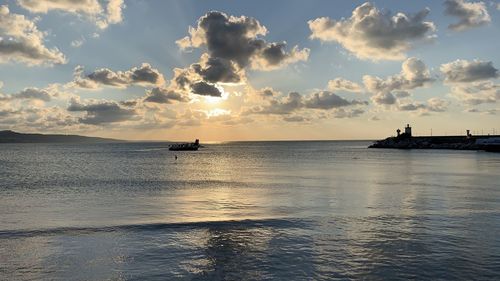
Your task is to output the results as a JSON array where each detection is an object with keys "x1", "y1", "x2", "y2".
[{"x1": 369, "y1": 135, "x2": 500, "y2": 150}]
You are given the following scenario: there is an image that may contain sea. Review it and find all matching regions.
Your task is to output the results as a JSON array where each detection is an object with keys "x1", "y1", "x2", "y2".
[{"x1": 1, "y1": 141, "x2": 499, "y2": 280}]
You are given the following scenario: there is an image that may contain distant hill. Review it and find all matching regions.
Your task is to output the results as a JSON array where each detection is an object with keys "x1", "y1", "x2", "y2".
[{"x1": 0, "y1": 130, "x2": 123, "y2": 143}]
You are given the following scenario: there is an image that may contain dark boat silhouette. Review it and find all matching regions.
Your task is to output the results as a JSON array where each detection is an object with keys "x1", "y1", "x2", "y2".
[{"x1": 169, "y1": 139, "x2": 200, "y2": 151}]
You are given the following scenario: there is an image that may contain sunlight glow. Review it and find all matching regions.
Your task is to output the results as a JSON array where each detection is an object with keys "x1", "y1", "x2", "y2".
[{"x1": 207, "y1": 108, "x2": 231, "y2": 117}]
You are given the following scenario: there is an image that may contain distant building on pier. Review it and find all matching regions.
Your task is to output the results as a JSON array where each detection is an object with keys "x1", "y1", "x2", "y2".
[{"x1": 396, "y1": 124, "x2": 412, "y2": 138}]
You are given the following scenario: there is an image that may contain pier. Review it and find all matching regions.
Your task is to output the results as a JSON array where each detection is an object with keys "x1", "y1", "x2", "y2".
[{"x1": 369, "y1": 124, "x2": 500, "y2": 150}]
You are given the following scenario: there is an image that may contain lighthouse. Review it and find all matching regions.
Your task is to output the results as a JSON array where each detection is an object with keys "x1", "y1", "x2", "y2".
[{"x1": 404, "y1": 124, "x2": 412, "y2": 137}]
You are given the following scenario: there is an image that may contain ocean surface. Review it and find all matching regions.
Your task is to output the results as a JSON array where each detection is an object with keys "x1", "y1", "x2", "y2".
[{"x1": 1, "y1": 141, "x2": 499, "y2": 280}]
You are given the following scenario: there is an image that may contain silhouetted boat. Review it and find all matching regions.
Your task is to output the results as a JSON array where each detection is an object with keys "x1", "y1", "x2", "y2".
[{"x1": 169, "y1": 139, "x2": 200, "y2": 151}]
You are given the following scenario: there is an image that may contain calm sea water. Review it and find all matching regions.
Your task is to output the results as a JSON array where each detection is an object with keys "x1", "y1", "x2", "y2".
[{"x1": 1, "y1": 141, "x2": 499, "y2": 280}]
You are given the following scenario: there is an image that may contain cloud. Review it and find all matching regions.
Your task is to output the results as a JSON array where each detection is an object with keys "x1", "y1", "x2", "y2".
[
  {"x1": 96, "y1": 0, "x2": 125, "y2": 29},
  {"x1": 67, "y1": 98, "x2": 137, "y2": 125},
  {"x1": 0, "y1": 105, "x2": 79, "y2": 131},
  {"x1": 394, "y1": 91, "x2": 411, "y2": 98},
  {"x1": 444, "y1": 0, "x2": 490, "y2": 31},
  {"x1": 371, "y1": 92, "x2": 397, "y2": 105},
  {"x1": 308, "y1": 2, "x2": 436, "y2": 60},
  {"x1": 449, "y1": 81, "x2": 499, "y2": 105},
  {"x1": 440, "y1": 59, "x2": 498, "y2": 83},
  {"x1": 70, "y1": 38, "x2": 84, "y2": 48},
  {"x1": 245, "y1": 90, "x2": 367, "y2": 116},
  {"x1": 397, "y1": 101, "x2": 427, "y2": 111},
  {"x1": 247, "y1": 92, "x2": 303, "y2": 115},
  {"x1": 365, "y1": 58, "x2": 447, "y2": 113},
  {"x1": 396, "y1": 98, "x2": 449, "y2": 114},
  {"x1": 144, "y1": 87, "x2": 190, "y2": 104},
  {"x1": 177, "y1": 11, "x2": 309, "y2": 70},
  {"x1": 13, "y1": 87, "x2": 52, "y2": 101},
  {"x1": 426, "y1": 98, "x2": 450, "y2": 112},
  {"x1": 251, "y1": 43, "x2": 310, "y2": 70},
  {"x1": 0, "y1": 5, "x2": 66, "y2": 66},
  {"x1": 0, "y1": 87, "x2": 53, "y2": 102},
  {"x1": 73, "y1": 63, "x2": 165, "y2": 89},
  {"x1": 190, "y1": 81, "x2": 223, "y2": 97},
  {"x1": 304, "y1": 91, "x2": 367, "y2": 109},
  {"x1": 327, "y1": 78, "x2": 363, "y2": 92},
  {"x1": 332, "y1": 108, "x2": 365, "y2": 118},
  {"x1": 283, "y1": 115, "x2": 308, "y2": 122},
  {"x1": 16, "y1": 0, "x2": 102, "y2": 14},
  {"x1": 364, "y1": 57, "x2": 434, "y2": 105},
  {"x1": 17, "y1": 0, "x2": 125, "y2": 29},
  {"x1": 191, "y1": 54, "x2": 243, "y2": 84},
  {"x1": 466, "y1": 108, "x2": 498, "y2": 115}
]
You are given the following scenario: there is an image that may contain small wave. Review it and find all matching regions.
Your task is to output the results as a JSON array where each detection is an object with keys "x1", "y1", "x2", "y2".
[{"x1": 0, "y1": 218, "x2": 310, "y2": 239}]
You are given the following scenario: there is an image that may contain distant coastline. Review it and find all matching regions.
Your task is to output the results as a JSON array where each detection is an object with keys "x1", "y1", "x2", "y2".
[{"x1": 0, "y1": 130, "x2": 122, "y2": 143}]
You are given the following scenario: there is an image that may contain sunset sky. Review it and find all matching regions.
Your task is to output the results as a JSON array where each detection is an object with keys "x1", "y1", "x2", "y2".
[{"x1": 0, "y1": 0, "x2": 499, "y2": 141}]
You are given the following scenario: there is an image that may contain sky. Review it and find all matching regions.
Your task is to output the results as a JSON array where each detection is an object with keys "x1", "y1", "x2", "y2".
[{"x1": 0, "y1": 0, "x2": 499, "y2": 141}]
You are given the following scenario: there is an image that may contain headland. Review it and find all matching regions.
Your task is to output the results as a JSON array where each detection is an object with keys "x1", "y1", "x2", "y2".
[{"x1": 0, "y1": 130, "x2": 122, "y2": 143}]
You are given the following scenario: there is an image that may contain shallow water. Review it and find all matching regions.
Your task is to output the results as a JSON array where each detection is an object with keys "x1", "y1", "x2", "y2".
[{"x1": 1, "y1": 141, "x2": 499, "y2": 280}]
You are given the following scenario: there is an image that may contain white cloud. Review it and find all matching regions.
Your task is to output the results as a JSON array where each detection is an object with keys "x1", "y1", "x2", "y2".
[
  {"x1": 67, "y1": 98, "x2": 138, "y2": 125},
  {"x1": 0, "y1": 5, "x2": 66, "y2": 66},
  {"x1": 364, "y1": 58, "x2": 434, "y2": 98},
  {"x1": 72, "y1": 63, "x2": 166, "y2": 89},
  {"x1": 308, "y1": 2, "x2": 436, "y2": 60},
  {"x1": 440, "y1": 59, "x2": 498, "y2": 83},
  {"x1": 444, "y1": 0, "x2": 490, "y2": 31},
  {"x1": 304, "y1": 91, "x2": 367, "y2": 109},
  {"x1": 17, "y1": 0, "x2": 124, "y2": 30},
  {"x1": 327, "y1": 78, "x2": 363, "y2": 92},
  {"x1": 70, "y1": 38, "x2": 84, "y2": 48},
  {"x1": 449, "y1": 81, "x2": 499, "y2": 105},
  {"x1": 371, "y1": 92, "x2": 397, "y2": 105},
  {"x1": 16, "y1": 0, "x2": 102, "y2": 14},
  {"x1": 96, "y1": 0, "x2": 125, "y2": 29}
]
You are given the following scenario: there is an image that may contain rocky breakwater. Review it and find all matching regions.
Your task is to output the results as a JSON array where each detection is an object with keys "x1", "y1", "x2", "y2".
[{"x1": 369, "y1": 135, "x2": 481, "y2": 150}]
